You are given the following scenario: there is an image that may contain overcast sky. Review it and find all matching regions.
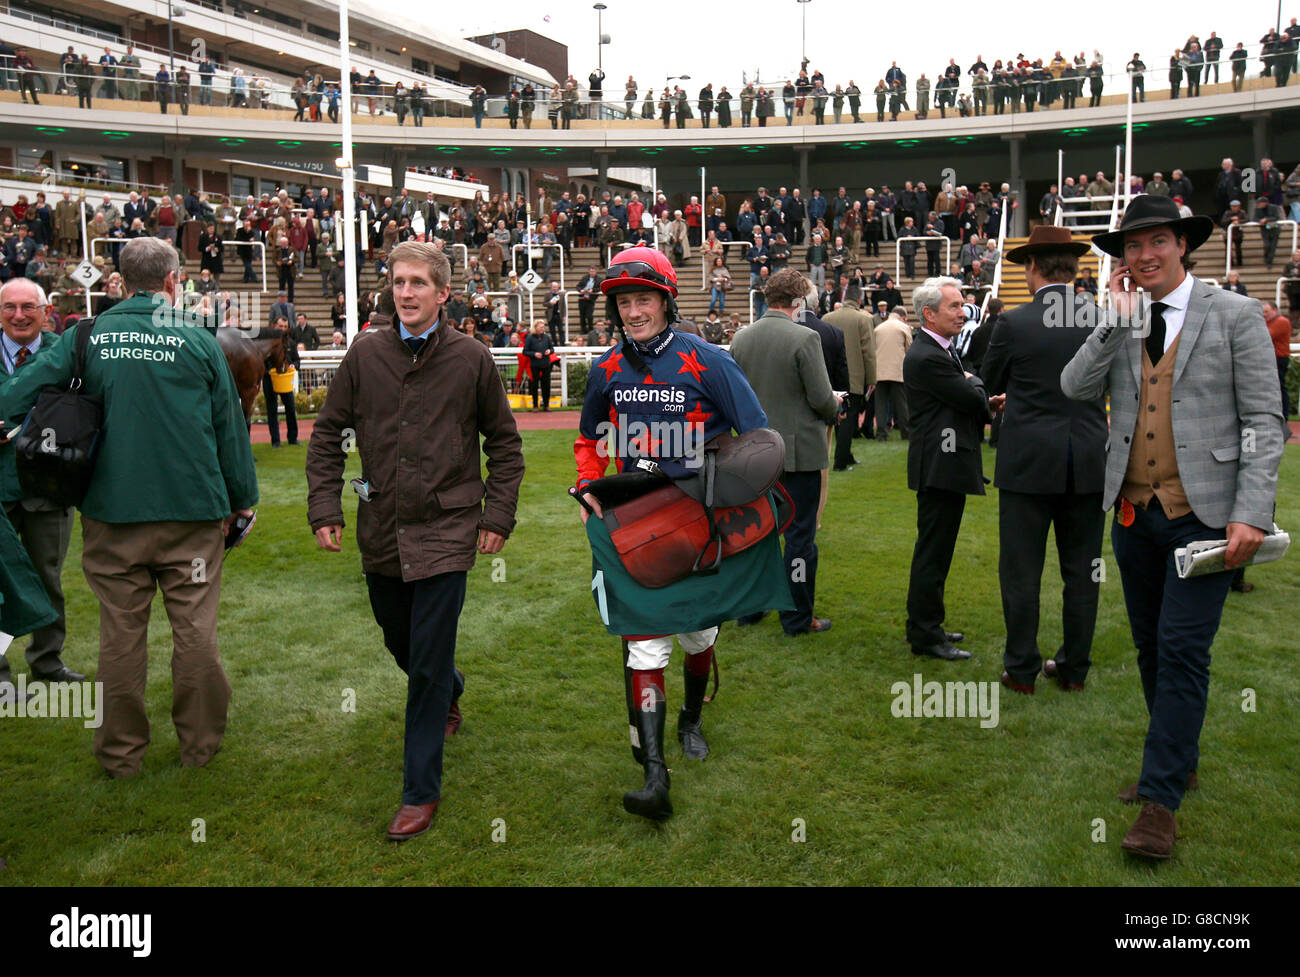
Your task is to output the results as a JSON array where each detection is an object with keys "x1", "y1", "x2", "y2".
[{"x1": 428, "y1": 0, "x2": 1289, "y2": 91}]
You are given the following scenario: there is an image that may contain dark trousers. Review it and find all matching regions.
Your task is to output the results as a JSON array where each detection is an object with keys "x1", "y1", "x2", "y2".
[
  {"x1": 998, "y1": 488, "x2": 1104, "y2": 684},
  {"x1": 260, "y1": 373, "x2": 298, "y2": 445},
  {"x1": 1110, "y1": 503, "x2": 1235, "y2": 811},
  {"x1": 874, "y1": 380, "x2": 909, "y2": 438},
  {"x1": 529, "y1": 366, "x2": 551, "y2": 408},
  {"x1": 906, "y1": 488, "x2": 966, "y2": 646},
  {"x1": 365, "y1": 571, "x2": 467, "y2": 805},
  {"x1": 834, "y1": 392, "x2": 865, "y2": 468},
  {"x1": 579, "y1": 299, "x2": 596, "y2": 331},
  {"x1": 740, "y1": 470, "x2": 820, "y2": 634},
  {"x1": 278, "y1": 265, "x2": 295, "y2": 302}
]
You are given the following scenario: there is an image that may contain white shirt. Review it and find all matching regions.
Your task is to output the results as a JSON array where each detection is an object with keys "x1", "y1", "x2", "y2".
[{"x1": 1151, "y1": 272, "x2": 1195, "y2": 354}]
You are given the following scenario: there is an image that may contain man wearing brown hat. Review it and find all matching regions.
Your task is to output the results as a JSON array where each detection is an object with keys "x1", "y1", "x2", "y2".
[
  {"x1": 981, "y1": 227, "x2": 1108, "y2": 696},
  {"x1": 1061, "y1": 195, "x2": 1283, "y2": 860}
]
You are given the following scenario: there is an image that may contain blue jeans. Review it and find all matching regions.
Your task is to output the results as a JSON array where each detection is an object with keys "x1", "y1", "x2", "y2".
[
  {"x1": 710, "y1": 286, "x2": 726, "y2": 311},
  {"x1": 784, "y1": 102, "x2": 794, "y2": 124},
  {"x1": 1111, "y1": 503, "x2": 1235, "y2": 811},
  {"x1": 473, "y1": 109, "x2": 484, "y2": 128}
]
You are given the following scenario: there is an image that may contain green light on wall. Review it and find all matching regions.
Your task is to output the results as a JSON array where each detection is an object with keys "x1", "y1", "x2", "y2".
[
  {"x1": 276, "y1": 140, "x2": 302, "y2": 148},
  {"x1": 738, "y1": 146, "x2": 764, "y2": 154},
  {"x1": 219, "y1": 137, "x2": 246, "y2": 145},
  {"x1": 842, "y1": 141, "x2": 870, "y2": 149},
  {"x1": 538, "y1": 147, "x2": 562, "y2": 155},
  {"x1": 36, "y1": 126, "x2": 67, "y2": 134},
  {"x1": 435, "y1": 146, "x2": 461, "y2": 154},
  {"x1": 1062, "y1": 127, "x2": 1089, "y2": 136},
  {"x1": 487, "y1": 147, "x2": 512, "y2": 155},
  {"x1": 948, "y1": 136, "x2": 974, "y2": 144},
  {"x1": 101, "y1": 131, "x2": 131, "y2": 140},
  {"x1": 1184, "y1": 116, "x2": 1217, "y2": 127},
  {"x1": 690, "y1": 146, "x2": 713, "y2": 154},
  {"x1": 895, "y1": 139, "x2": 920, "y2": 147}
]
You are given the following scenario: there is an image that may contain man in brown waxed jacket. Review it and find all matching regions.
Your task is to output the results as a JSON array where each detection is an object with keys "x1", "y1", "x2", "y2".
[
  {"x1": 306, "y1": 241, "x2": 524, "y2": 842},
  {"x1": 478, "y1": 237, "x2": 506, "y2": 291}
]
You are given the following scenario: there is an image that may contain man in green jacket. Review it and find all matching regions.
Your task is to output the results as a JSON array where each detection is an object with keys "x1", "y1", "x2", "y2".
[
  {"x1": 731, "y1": 269, "x2": 843, "y2": 635},
  {"x1": 0, "y1": 280, "x2": 87, "y2": 702},
  {"x1": 0, "y1": 238, "x2": 258, "y2": 777}
]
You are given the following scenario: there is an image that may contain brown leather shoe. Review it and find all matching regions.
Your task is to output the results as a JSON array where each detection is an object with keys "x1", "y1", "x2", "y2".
[
  {"x1": 1118, "y1": 770, "x2": 1198, "y2": 805},
  {"x1": 1121, "y1": 800, "x2": 1177, "y2": 859},
  {"x1": 386, "y1": 802, "x2": 438, "y2": 841},
  {"x1": 1000, "y1": 671, "x2": 1035, "y2": 695},
  {"x1": 445, "y1": 699, "x2": 463, "y2": 738},
  {"x1": 1043, "y1": 659, "x2": 1085, "y2": 691}
]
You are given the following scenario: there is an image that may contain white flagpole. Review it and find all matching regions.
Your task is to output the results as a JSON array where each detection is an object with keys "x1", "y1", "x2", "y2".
[{"x1": 339, "y1": 0, "x2": 359, "y2": 345}]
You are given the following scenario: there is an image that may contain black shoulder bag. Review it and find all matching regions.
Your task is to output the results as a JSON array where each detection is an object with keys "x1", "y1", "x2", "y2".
[{"x1": 13, "y1": 317, "x2": 103, "y2": 507}]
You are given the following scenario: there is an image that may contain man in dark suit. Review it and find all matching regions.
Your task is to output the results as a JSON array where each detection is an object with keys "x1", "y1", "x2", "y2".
[
  {"x1": 903, "y1": 277, "x2": 990, "y2": 660},
  {"x1": 797, "y1": 289, "x2": 850, "y2": 526},
  {"x1": 980, "y1": 228, "x2": 1108, "y2": 695},
  {"x1": 822, "y1": 288, "x2": 878, "y2": 470}
]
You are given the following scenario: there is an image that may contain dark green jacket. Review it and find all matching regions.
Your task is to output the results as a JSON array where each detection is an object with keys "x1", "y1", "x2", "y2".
[
  {"x1": 729, "y1": 309, "x2": 840, "y2": 471},
  {"x1": 0, "y1": 294, "x2": 257, "y2": 523},
  {"x1": 0, "y1": 328, "x2": 59, "y2": 504},
  {"x1": 0, "y1": 504, "x2": 56, "y2": 637}
]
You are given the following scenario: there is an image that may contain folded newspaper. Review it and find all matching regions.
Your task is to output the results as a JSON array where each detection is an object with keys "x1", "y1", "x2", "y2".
[{"x1": 1174, "y1": 526, "x2": 1291, "y2": 579}]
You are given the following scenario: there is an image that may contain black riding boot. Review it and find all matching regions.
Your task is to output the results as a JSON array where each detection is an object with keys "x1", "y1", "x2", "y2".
[
  {"x1": 678, "y1": 656, "x2": 711, "y2": 759},
  {"x1": 623, "y1": 688, "x2": 672, "y2": 821},
  {"x1": 621, "y1": 641, "x2": 646, "y2": 765}
]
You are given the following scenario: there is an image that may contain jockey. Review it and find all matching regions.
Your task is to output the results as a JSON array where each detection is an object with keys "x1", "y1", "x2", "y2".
[{"x1": 573, "y1": 246, "x2": 768, "y2": 821}]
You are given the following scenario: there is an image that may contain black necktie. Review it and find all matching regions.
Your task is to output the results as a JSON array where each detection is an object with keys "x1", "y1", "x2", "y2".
[
  {"x1": 948, "y1": 344, "x2": 964, "y2": 373},
  {"x1": 1146, "y1": 301, "x2": 1167, "y2": 366},
  {"x1": 404, "y1": 336, "x2": 426, "y2": 356}
]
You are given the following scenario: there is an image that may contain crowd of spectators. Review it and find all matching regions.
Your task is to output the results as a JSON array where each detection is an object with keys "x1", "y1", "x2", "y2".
[
  {"x1": 8, "y1": 153, "x2": 1300, "y2": 343},
  {"x1": 5, "y1": 20, "x2": 1299, "y2": 126}
]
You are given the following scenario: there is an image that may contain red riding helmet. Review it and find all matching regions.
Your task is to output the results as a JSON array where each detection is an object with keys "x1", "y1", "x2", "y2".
[{"x1": 600, "y1": 246, "x2": 679, "y2": 298}]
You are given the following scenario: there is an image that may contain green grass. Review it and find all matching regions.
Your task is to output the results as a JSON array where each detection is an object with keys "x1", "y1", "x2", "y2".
[{"x1": 3, "y1": 432, "x2": 1298, "y2": 885}]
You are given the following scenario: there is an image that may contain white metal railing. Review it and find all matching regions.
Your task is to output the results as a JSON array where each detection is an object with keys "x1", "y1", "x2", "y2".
[
  {"x1": 88, "y1": 234, "x2": 268, "y2": 287},
  {"x1": 448, "y1": 242, "x2": 468, "y2": 271},
  {"x1": 510, "y1": 242, "x2": 565, "y2": 289},
  {"x1": 1059, "y1": 192, "x2": 1121, "y2": 232},
  {"x1": 1277, "y1": 277, "x2": 1300, "y2": 308},
  {"x1": 1224, "y1": 220, "x2": 1299, "y2": 277},
  {"x1": 895, "y1": 235, "x2": 952, "y2": 282}
]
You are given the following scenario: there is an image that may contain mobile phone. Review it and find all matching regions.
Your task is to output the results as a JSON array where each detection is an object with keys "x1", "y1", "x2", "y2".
[
  {"x1": 350, "y1": 477, "x2": 375, "y2": 502},
  {"x1": 224, "y1": 510, "x2": 256, "y2": 550}
]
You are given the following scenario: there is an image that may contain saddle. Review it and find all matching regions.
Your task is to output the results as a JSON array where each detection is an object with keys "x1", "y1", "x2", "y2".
[{"x1": 573, "y1": 429, "x2": 793, "y2": 589}]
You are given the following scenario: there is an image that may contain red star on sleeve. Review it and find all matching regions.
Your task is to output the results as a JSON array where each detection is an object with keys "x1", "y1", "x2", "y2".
[
  {"x1": 684, "y1": 401, "x2": 714, "y2": 425},
  {"x1": 676, "y1": 349, "x2": 708, "y2": 383}
]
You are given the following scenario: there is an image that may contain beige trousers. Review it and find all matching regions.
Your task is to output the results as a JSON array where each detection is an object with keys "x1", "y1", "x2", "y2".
[{"x1": 81, "y1": 517, "x2": 230, "y2": 776}]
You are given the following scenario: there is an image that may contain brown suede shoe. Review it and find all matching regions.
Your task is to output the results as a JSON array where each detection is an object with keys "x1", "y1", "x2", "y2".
[
  {"x1": 386, "y1": 802, "x2": 438, "y2": 841},
  {"x1": 1118, "y1": 771, "x2": 1198, "y2": 805},
  {"x1": 1121, "y1": 800, "x2": 1177, "y2": 859}
]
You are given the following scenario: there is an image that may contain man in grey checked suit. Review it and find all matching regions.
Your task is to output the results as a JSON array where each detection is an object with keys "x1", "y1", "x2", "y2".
[{"x1": 1061, "y1": 195, "x2": 1283, "y2": 861}]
